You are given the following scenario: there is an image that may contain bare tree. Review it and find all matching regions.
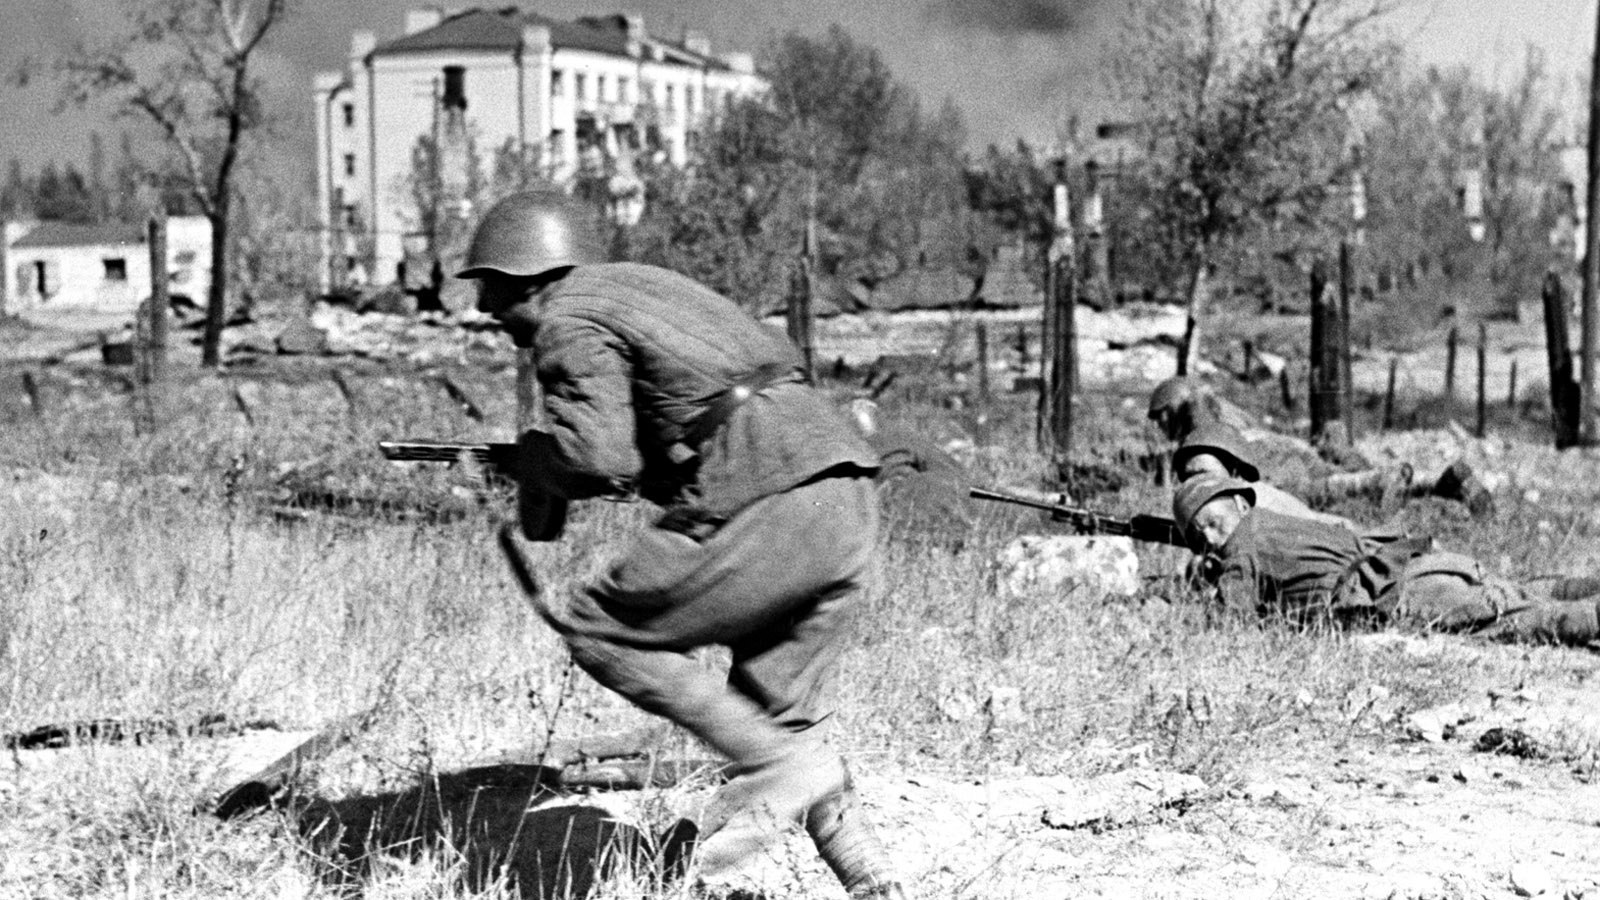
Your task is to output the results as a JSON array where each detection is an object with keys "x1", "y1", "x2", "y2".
[
  {"x1": 1114, "y1": 0, "x2": 1397, "y2": 373},
  {"x1": 56, "y1": 0, "x2": 291, "y2": 367}
]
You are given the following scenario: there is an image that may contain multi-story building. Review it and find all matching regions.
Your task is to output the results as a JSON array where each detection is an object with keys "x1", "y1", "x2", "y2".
[{"x1": 313, "y1": 6, "x2": 767, "y2": 292}]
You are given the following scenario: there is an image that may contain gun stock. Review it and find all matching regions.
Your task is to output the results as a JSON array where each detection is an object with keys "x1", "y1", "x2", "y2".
[{"x1": 969, "y1": 487, "x2": 1186, "y2": 548}]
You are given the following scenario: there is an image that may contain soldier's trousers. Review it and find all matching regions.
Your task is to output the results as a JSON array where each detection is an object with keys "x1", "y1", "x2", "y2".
[
  {"x1": 1389, "y1": 559, "x2": 1600, "y2": 646},
  {"x1": 537, "y1": 472, "x2": 880, "y2": 772}
]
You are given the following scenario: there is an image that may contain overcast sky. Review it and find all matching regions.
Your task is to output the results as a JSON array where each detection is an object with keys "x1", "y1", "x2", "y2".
[{"x1": 0, "y1": 0, "x2": 1596, "y2": 186}]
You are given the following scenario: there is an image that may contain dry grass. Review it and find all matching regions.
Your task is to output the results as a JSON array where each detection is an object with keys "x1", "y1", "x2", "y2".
[{"x1": 1, "y1": 358, "x2": 1597, "y2": 898}]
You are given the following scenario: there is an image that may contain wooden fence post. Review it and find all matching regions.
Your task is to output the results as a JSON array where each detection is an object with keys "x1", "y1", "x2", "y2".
[
  {"x1": 1476, "y1": 322, "x2": 1488, "y2": 438},
  {"x1": 1308, "y1": 258, "x2": 1345, "y2": 443},
  {"x1": 1339, "y1": 240, "x2": 1357, "y2": 441},
  {"x1": 1382, "y1": 356, "x2": 1398, "y2": 431},
  {"x1": 1542, "y1": 271, "x2": 1581, "y2": 447},
  {"x1": 0, "y1": 215, "x2": 9, "y2": 319},
  {"x1": 975, "y1": 321, "x2": 990, "y2": 443},
  {"x1": 975, "y1": 322, "x2": 991, "y2": 403},
  {"x1": 785, "y1": 176, "x2": 818, "y2": 383},
  {"x1": 21, "y1": 371, "x2": 44, "y2": 418},
  {"x1": 1444, "y1": 324, "x2": 1459, "y2": 414},
  {"x1": 1581, "y1": 3, "x2": 1600, "y2": 444},
  {"x1": 136, "y1": 214, "x2": 170, "y2": 432},
  {"x1": 1038, "y1": 157, "x2": 1077, "y2": 462}
]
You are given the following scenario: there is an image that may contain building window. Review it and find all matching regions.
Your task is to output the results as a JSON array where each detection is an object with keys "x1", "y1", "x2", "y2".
[
  {"x1": 665, "y1": 84, "x2": 676, "y2": 110},
  {"x1": 343, "y1": 153, "x2": 356, "y2": 177},
  {"x1": 551, "y1": 70, "x2": 564, "y2": 97},
  {"x1": 342, "y1": 204, "x2": 359, "y2": 228},
  {"x1": 596, "y1": 74, "x2": 608, "y2": 102},
  {"x1": 442, "y1": 65, "x2": 467, "y2": 111},
  {"x1": 342, "y1": 102, "x2": 355, "y2": 127},
  {"x1": 617, "y1": 76, "x2": 630, "y2": 103},
  {"x1": 686, "y1": 85, "x2": 697, "y2": 113},
  {"x1": 575, "y1": 73, "x2": 587, "y2": 101},
  {"x1": 103, "y1": 258, "x2": 127, "y2": 282}
]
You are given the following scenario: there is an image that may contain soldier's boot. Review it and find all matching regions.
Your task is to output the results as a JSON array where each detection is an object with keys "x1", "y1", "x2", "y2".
[
  {"x1": 1432, "y1": 460, "x2": 1494, "y2": 516},
  {"x1": 694, "y1": 737, "x2": 848, "y2": 875},
  {"x1": 805, "y1": 771, "x2": 905, "y2": 899},
  {"x1": 1551, "y1": 575, "x2": 1600, "y2": 602}
]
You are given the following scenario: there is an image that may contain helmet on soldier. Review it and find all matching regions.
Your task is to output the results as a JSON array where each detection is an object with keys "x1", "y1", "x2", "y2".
[
  {"x1": 1172, "y1": 422, "x2": 1261, "y2": 483},
  {"x1": 456, "y1": 190, "x2": 607, "y2": 279},
  {"x1": 1147, "y1": 377, "x2": 1195, "y2": 420},
  {"x1": 1173, "y1": 474, "x2": 1255, "y2": 549}
]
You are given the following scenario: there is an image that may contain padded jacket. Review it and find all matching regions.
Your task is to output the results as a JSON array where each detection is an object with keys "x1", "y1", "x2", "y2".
[{"x1": 524, "y1": 263, "x2": 879, "y2": 517}]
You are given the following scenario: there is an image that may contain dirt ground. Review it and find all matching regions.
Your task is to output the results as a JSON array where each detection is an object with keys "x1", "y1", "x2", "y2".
[{"x1": 10, "y1": 634, "x2": 1592, "y2": 900}]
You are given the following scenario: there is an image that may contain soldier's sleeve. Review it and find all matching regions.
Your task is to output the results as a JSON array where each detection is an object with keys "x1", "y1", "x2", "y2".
[
  {"x1": 527, "y1": 316, "x2": 643, "y2": 500},
  {"x1": 1215, "y1": 558, "x2": 1264, "y2": 618}
]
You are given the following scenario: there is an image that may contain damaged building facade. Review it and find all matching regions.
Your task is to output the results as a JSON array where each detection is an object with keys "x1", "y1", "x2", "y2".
[{"x1": 314, "y1": 6, "x2": 767, "y2": 294}]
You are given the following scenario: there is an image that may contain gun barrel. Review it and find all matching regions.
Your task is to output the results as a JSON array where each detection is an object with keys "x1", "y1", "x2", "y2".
[
  {"x1": 379, "y1": 441, "x2": 498, "y2": 464},
  {"x1": 969, "y1": 485, "x2": 1182, "y2": 548},
  {"x1": 968, "y1": 486, "x2": 1060, "y2": 514}
]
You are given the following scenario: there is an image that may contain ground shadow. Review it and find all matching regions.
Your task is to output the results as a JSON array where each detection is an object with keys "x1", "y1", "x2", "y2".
[{"x1": 293, "y1": 763, "x2": 698, "y2": 899}]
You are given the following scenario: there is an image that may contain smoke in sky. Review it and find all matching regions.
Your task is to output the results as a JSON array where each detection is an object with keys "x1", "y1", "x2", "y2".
[{"x1": 924, "y1": 0, "x2": 1110, "y2": 36}]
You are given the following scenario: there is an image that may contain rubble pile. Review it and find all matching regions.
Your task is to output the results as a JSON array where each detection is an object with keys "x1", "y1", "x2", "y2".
[{"x1": 221, "y1": 305, "x2": 512, "y2": 366}]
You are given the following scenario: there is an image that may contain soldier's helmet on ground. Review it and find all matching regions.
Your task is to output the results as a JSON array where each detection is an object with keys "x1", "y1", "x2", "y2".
[
  {"x1": 1171, "y1": 422, "x2": 1262, "y2": 483},
  {"x1": 1173, "y1": 474, "x2": 1256, "y2": 544},
  {"x1": 457, "y1": 189, "x2": 608, "y2": 279}
]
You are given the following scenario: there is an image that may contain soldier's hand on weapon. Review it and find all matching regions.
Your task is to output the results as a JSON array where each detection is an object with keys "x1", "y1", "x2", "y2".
[{"x1": 515, "y1": 430, "x2": 568, "y2": 542}]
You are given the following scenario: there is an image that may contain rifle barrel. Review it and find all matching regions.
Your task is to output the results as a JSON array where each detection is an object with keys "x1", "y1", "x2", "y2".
[
  {"x1": 379, "y1": 441, "x2": 496, "y2": 463},
  {"x1": 968, "y1": 486, "x2": 1061, "y2": 514}
]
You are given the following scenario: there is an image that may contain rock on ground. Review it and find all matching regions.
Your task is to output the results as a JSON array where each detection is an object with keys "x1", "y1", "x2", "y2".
[{"x1": 999, "y1": 534, "x2": 1140, "y2": 598}]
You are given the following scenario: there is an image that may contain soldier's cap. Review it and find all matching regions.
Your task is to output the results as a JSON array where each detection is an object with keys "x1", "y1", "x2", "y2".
[
  {"x1": 1147, "y1": 376, "x2": 1195, "y2": 419},
  {"x1": 1172, "y1": 474, "x2": 1256, "y2": 531},
  {"x1": 1171, "y1": 422, "x2": 1261, "y2": 483}
]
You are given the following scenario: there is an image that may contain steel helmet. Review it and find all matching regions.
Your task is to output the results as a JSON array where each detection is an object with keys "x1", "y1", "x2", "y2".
[
  {"x1": 1172, "y1": 474, "x2": 1255, "y2": 538},
  {"x1": 456, "y1": 189, "x2": 607, "y2": 279},
  {"x1": 1172, "y1": 422, "x2": 1261, "y2": 483},
  {"x1": 1147, "y1": 377, "x2": 1196, "y2": 420}
]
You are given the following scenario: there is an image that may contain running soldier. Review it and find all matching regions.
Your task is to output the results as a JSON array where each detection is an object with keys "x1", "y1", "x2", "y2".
[{"x1": 460, "y1": 190, "x2": 906, "y2": 898}]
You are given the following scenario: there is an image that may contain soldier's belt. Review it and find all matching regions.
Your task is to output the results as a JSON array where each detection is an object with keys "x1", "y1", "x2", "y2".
[{"x1": 683, "y1": 362, "x2": 796, "y2": 448}]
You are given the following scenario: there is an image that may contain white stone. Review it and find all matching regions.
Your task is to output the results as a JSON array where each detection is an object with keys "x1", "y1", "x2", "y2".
[
  {"x1": 999, "y1": 534, "x2": 1140, "y2": 599},
  {"x1": 1510, "y1": 861, "x2": 1555, "y2": 897}
]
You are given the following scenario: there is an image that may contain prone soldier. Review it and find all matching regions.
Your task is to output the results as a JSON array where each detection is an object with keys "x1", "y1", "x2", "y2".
[
  {"x1": 460, "y1": 190, "x2": 906, "y2": 898},
  {"x1": 1152, "y1": 377, "x2": 1494, "y2": 516},
  {"x1": 1172, "y1": 474, "x2": 1600, "y2": 646}
]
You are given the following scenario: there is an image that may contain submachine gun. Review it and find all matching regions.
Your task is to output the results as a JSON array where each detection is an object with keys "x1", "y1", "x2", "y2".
[
  {"x1": 378, "y1": 440, "x2": 519, "y2": 475},
  {"x1": 968, "y1": 486, "x2": 1187, "y2": 548}
]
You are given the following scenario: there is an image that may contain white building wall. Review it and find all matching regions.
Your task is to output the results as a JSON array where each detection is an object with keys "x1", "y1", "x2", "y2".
[{"x1": 5, "y1": 217, "x2": 212, "y2": 313}]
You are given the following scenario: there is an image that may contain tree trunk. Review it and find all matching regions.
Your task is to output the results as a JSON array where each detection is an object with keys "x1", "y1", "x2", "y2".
[
  {"x1": 1177, "y1": 242, "x2": 1210, "y2": 377},
  {"x1": 201, "y1": 202, "x2": 229, "y2": 368}
]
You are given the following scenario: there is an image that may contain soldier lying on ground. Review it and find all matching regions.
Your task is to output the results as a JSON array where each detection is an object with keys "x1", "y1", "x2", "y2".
[
  {"x1": 1152, "y1": 377, "x2": 1494, "y2": 515},
  {"x1": 1172, "y1": 474, "x2": 1600, "y2": 646},
  {"x1": 461, "y1": 190, "x2": 906, "y2": 899}
]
